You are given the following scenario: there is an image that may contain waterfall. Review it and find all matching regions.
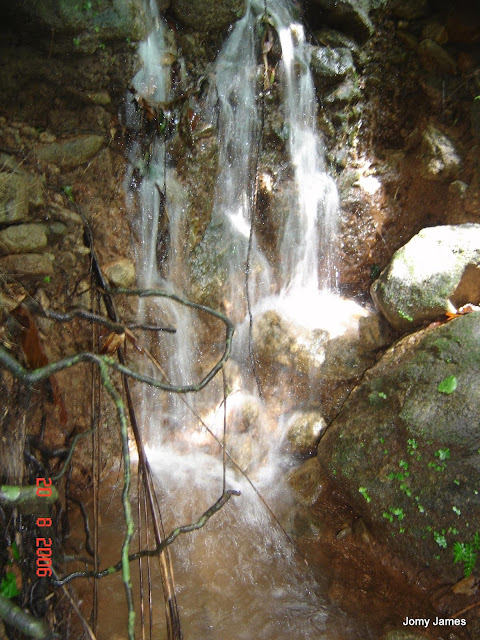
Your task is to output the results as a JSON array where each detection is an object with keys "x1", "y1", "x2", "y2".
[
  {"x1": 265, "y1": 1, "x2": 340, "y2": 295},
  {"x1": 122, "y1": 0, "x2": 351, "y2": 637}
]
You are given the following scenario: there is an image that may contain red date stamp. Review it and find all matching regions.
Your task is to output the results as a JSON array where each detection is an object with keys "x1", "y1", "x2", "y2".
[{"x1": 35, "y1": 478, "x2": 53, "y2": 578}]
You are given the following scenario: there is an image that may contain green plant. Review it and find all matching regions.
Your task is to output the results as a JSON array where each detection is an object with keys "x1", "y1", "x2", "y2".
[
  {"x1": 0, "y1": 572, "x2": 20, "y2": 599},
  {"x1": 453, "y1": 533, "x2": 480, "y2": 577},
  {"x1": 358, "y1": 487, "x2": 371, "y2": 503},
  {"x1": 62, "y1": 185, "x2": 74, "y2": 202},
  {"x1": 368, "y1": 390, "x2": 387, "y2": 406},
  {"x1": 383, "y1": 506, "x2": 405, "y2": 523},
  {"x1": 398, "y1": 309, "x2": 413, "y2": 322},
  {"x1": 433, "y1": 530, "x2": 447, "y2": 548},
  {"x1": 1, "y1": 543, "x2": 21, "y2": 599},
  {"x1": 438, "y1": 375, "x2": 457, "y2": 394}
]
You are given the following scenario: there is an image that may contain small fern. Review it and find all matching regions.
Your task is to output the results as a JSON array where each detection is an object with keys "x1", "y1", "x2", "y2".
[{"x1": 453, "y1": 533, "x2": 480, "y2": 577}]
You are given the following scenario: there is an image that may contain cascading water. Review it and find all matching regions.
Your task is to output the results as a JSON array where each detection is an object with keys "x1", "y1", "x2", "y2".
[{"x1": 119, "y1": 0, "x2": 365, "y2": 637}]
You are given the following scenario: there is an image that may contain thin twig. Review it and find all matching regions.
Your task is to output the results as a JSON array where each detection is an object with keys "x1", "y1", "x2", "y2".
[
  {"x1": 222, "y1": 368, "x2": 228, "y2": 495},
  {"x1": 66, "y1": 494, "x2": 95, "y2": 557},
  {"x1": 33, "y1": 305, "x2": 176, "y2": 335},
  {"x1": 0, "y1": 290, "x2": 234, "y2": 395},
  {"x1": 51, "y1": 568, "x2": 97, "y2": 640},
  {"x1": 451, "y1": 600, "x2": 480, "y2": 618},
  {"x1": 0, "y1": 594, "x2": 49, "y2": 639},
  {"x1": 51, "y1": 429, "x2": 94, "y2": 481},
  {"x1": 97, "y1": 359, "x2": 135, "y2": 640}
]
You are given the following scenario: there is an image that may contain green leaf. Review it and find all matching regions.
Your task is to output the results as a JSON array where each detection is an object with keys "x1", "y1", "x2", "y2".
[
  {"x1": 438, "y1": 375, "x2": 457, "y2": 394},
  {"x1": 474, "y1": 532, "x2": 480, "y2": 551},
  {"x1": 11, "y1": 542, "x2": 20, "y2": 562},
  {"x1": 62, "y1": 185, "x2": 75, "y2": 202},
  {"x1": 398, "y1": 309, "x2": 413, "y2": 322},
  {"x1": 0, "y1": 571, "x2": 20, "y2": 599},
  {"x1": 433, "y1": 531, "x2": 447, "y2": 548},
  {"x1": 358, "y1": 487, "x2": 371, "y2": 503}
]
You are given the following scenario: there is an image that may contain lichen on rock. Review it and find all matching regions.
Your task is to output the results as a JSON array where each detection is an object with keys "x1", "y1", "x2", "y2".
[{"x1": 371, "y1": 224, "x2": 480, "y2": 332}]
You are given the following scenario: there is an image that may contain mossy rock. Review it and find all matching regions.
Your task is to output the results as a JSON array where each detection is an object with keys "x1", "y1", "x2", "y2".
[
  {"x1": 371, "y1": 224, "x2": 480, "y2": 332},
  {"x1": 317, "y1": 312, "x2": 480, "y2": 582}
]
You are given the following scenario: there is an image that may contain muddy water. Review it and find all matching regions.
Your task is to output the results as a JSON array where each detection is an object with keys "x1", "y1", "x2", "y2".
[{"x1": 65, "y1": 453, "x2": 436, "y2": 640}]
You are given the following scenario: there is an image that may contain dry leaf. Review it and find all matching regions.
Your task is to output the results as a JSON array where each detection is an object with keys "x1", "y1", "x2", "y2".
[{"x1": 452, "y1": 575, "x2": 477, "y2": 596}]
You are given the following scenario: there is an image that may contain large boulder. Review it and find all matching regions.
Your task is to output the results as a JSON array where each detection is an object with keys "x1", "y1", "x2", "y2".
[
  {"x1": 251, "y1": 302, "x2": 394, "y2": 415},
  {"x1": 171, "y1": 0, "x2": 246, "y2": 32},
  {"x1": 371, "y1": 224, "x2": 480, "y2": 332},
  {"x1": 12, "y1": 0, "x2": 147, "y2": 41},
  {"x1": 307, "y1": 0, "x2": 375, "y2": 42},
  {"x1": 317, "y1": 311, "x2": 480, "y2": 581}
]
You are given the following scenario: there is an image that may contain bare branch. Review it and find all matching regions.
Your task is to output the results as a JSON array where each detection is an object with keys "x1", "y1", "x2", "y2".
[
  {"x1": 0, "y1": 594, "x2": 49, "y2": 639},
  {"x1": 52, "y1": 489, "x2": 240, "y2": 586},
  {"x1": 0, "y1": 484, "x2": 58, "y2": 506},
  {"x1": 0, "y1": 289, "x2": 233, "y2": 395}
]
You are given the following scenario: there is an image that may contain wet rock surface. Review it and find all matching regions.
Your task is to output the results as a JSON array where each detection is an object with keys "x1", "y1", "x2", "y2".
[
  {"x1": 317, "y1": 312, "x2": 480, "y2": 583},
  {"x1": 171, "y1": 0, "x2": 246, "y2": 32},
  {"x1": 10, "y1": 0, "x2": 147, "y2": 47},
  {"x1": 285, "y1": 410, "x2": 326, "y2": 456},
  {"x1": 307, "y1": 0, "x2": 376, "y2": 42},
  {"x1": 310, "y1": 46, "x2": 355, "y2": 85}
]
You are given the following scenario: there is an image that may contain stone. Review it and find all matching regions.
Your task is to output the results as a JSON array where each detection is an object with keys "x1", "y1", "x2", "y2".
[
  {"x1": 322, "y1": 333, "x2": 378, "y2": 381},
  {"x1": 226, "y1": 392, "x2": 261, "y2": 435},
  {"x1": 0, "y1": 171, "x2": 44, "y2": 223},
  {"x1": 86, "y1": 91, "x2": 111, "y2": 106},
  {"x1": 103, "y1": 258, "x2": 136, "y2": 288},
  {"x1": 396, "y1": 31, "x2": 418, "y2": 50},
  {"x1": 417, "y1": 39, "x2": 457, "y2": 75},
  {"x1": 310, "y1": 47, "x2": 355, "y2": 86},
  {"x1": 390, "y1": 0, "x2": 428, "y2": 20},
  {"x1": 358, "y1": 312, "x2": 396, "y2": 351},
  {"x1": 14, "y1": 0, "x2": 147, "y2": 42},
  {"x1": 371, "y1": 224, "x2": 480, "y2": 332},
  {"x1": 420, "y1": 125, "x2": 462, "y2": 181},
  {"x1": 0, "y1": 253, "x2": 54, "y2": 277},
  {"x1": 171, "y1": 0, "x2": 246, "y2": 32},
  {"x1": 0, "y1": 223, "x2": 49, "y2": 254},
  {"x1": 317, "y1": 311, "x2": 480, "y2": 582},
  {"x1": 0, "y1": 173, "x2": 29, "y2": 223},
  {"x1": 309, "y1": 0, "x2": 374, "y2": 42},
  {"x1": 289, "y1": 456, "x2": 326, "y2": 507},
  {"x1": 418, "y1": 72, "x2": 444, "y2": 104},
  {"x1": 324, "y1": 78, "x2": 361, "y2": 104},
  {"x1": 313, "y1": 28, "x2": 359, "y2": 54},
  {"x1": 285, "y1": 410, "x2": 326, "y2": 456},
  {"x1": 36, "y1": 135, "x2": 104, "y2": 169},
  {"x1": 171, "y1": 131, "x2": 219, "y2": 251},
  {"x1": 422, "y1": 23, "x2": 448, "y2": 46}
]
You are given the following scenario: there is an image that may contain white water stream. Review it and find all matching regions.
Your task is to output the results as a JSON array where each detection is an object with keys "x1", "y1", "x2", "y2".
[{"x1": 121, "y1": 1, "x2": 369, "y2": 637}]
